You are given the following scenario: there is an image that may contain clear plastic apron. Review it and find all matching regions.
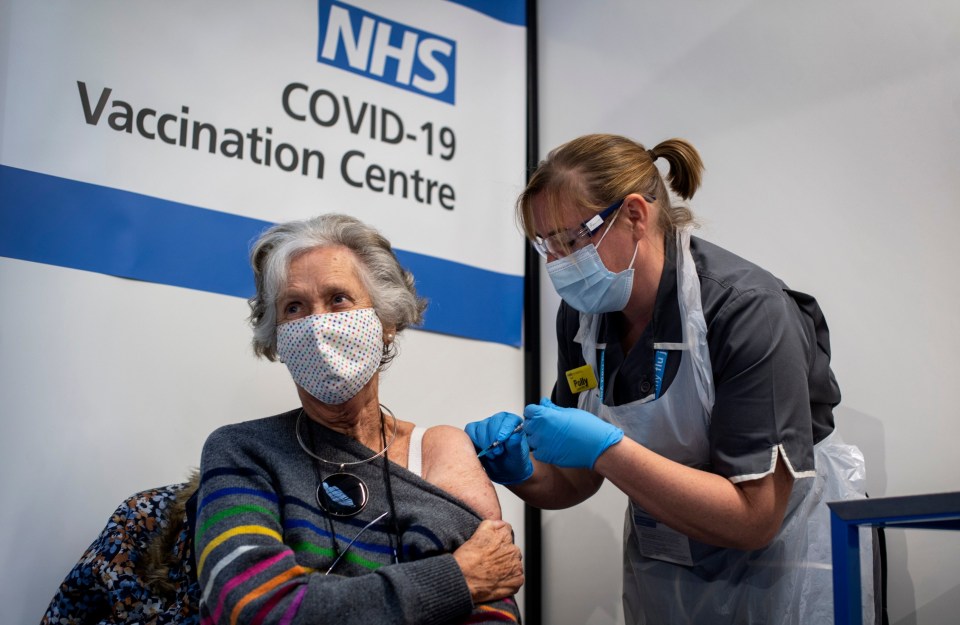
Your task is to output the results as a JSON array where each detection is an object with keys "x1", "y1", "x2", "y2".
[{"x1": 575, "y1": 228, "x2": 873, "y2": 624}]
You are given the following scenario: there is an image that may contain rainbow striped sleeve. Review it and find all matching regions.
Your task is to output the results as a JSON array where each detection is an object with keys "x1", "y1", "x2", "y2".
[{"x1": 196, "y1": 462, "x2": 310, "y2": 625}]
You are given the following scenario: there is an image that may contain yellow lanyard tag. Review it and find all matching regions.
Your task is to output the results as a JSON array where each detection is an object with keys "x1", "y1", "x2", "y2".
[{"x1": 565, "y1": 364, "x2": 598, "y2": 394}]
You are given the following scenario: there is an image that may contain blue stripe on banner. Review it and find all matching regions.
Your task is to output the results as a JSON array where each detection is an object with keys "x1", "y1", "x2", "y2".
[
  {"x1": 0, "y1": 165, "x2": 522, "y2": 347},
  {"x1": 446, "y1": 0, "x2": 525, "y2": 26}
]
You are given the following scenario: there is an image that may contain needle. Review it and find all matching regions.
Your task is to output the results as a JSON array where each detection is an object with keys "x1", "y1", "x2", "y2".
[{"x1": 477, "y1": 423, "x2": 524, "y2": 458}]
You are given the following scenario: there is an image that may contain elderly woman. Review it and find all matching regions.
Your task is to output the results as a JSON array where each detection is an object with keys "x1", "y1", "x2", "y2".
[{"x1": 195, "y1": 214, "x2": 523, "y2": 624}]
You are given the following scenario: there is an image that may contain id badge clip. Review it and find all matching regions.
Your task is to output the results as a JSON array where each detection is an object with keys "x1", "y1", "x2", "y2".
[{"x1": 565, "y1": 364, "x2": 598, "y2": 394}]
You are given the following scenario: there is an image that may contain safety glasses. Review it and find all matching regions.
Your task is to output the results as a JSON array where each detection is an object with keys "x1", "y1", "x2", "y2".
[
  {"x1": 531, "y1": 199, "x2": 623, "y2": 259},
  {"x1": 531, "y1": 195, "x2": 655, "y2": 259}
]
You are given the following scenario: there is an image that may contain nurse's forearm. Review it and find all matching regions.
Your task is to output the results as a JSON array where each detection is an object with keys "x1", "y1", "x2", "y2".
[
  {"x1": 507, "y1": 460, "x2": 604, "y2": 509},
  {"x1": 593, "y1": 438, "x2": 793, "y2": 550}
]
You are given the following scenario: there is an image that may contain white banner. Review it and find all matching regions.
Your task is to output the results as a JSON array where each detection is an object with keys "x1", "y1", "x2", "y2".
[{"x1": 0, "y1": 0, "x2": 527, "y2": 345}]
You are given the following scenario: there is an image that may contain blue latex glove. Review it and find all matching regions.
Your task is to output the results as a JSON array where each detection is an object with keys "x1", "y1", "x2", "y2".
[
  {"x1": 523, "y1": 397, "x2": 624, "y2": 469},
  {"x1": 465, "y1": 412, "x2": 533, "y2": 485}
]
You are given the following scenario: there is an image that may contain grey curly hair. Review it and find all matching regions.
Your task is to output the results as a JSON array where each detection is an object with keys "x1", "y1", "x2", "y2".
[{"x1": 248, "y1": 213, "x2": 427, "y2": 366}]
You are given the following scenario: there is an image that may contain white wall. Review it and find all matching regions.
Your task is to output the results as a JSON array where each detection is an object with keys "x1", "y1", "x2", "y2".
[
  {"x1": 0, "y1": 257, "x2": 526, "y2": 624},
  {"x1": 536, "y1": 1, "x2": 960, "y2": 624}
]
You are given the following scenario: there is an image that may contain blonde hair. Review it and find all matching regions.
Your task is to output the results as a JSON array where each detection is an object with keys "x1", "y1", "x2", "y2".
[{"x1": 517, "y1": 134, "x2": 704, "y2": 247}]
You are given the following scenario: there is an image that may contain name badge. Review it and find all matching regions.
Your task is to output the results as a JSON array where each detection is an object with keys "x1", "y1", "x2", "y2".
[{"x1": 565, "y1": 364, "x2": 598, "y2": 394}]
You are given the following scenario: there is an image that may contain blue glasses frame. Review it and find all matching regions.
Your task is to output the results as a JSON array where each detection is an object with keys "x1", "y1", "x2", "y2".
[
  {"x1": 532, "y1": 199, "x2": 622, "y2": 258},
  {"x1": 532, "y1": 195, "x2": 654, "y2": 259}
]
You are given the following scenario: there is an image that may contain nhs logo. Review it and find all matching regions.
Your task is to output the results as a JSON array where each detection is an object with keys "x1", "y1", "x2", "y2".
[{"x1": 317, "y1": 1, "x2": 457, "y2": 104}]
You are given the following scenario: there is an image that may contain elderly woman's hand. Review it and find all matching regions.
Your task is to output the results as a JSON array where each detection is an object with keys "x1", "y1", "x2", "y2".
[{"x1": 452, "y1": 519, "x2": 524, "y2": 603}]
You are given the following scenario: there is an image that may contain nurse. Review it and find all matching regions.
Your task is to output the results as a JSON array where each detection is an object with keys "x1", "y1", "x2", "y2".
[{"x1": 466, "y1": 134, "x2": 872, "y2": 624}]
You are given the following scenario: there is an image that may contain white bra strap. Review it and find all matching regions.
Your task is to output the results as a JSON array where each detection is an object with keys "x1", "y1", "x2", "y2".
[{"x1": 407, "y1": 426, "x2": 426, "y2": 478}]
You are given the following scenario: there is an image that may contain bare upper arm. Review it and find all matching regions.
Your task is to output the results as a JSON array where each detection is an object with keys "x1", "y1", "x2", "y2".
[
  {"x1": 421, "y1": 425, "x2": 502, "y2": 520},
  {"x1": 734, "y1": 453, "x2": 795, "y2": 547}
]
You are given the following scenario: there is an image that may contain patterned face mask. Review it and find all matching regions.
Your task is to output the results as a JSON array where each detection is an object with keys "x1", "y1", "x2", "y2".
[{"x1": 276, "y1": 308, "x2": 384, "y2": 405}]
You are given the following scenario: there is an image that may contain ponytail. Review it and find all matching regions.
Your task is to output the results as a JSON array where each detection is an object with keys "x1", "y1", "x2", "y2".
[{"x1": 649, "y1": 138, "x2": 704, "y2": 201}]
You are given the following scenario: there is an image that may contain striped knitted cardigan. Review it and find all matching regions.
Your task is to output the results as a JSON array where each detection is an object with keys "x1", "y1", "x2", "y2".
[{"x1": 196, "y1": 409, "x2": 521, "y2": 625}]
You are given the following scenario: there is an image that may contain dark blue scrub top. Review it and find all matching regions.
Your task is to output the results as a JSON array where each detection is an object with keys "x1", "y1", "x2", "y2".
[{"x1": 552, "y1": 236, "x2": 840, "y2": 479}]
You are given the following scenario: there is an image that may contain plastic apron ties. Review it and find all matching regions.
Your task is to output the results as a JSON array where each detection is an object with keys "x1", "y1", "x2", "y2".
[{"x1": 573, "y1": 227, "x2": 871, "y2": 624}]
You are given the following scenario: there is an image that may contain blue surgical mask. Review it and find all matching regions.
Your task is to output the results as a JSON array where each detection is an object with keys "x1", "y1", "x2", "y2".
[{"x1": 546, "y1": 214, "x2": 638, "y2": 314}]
